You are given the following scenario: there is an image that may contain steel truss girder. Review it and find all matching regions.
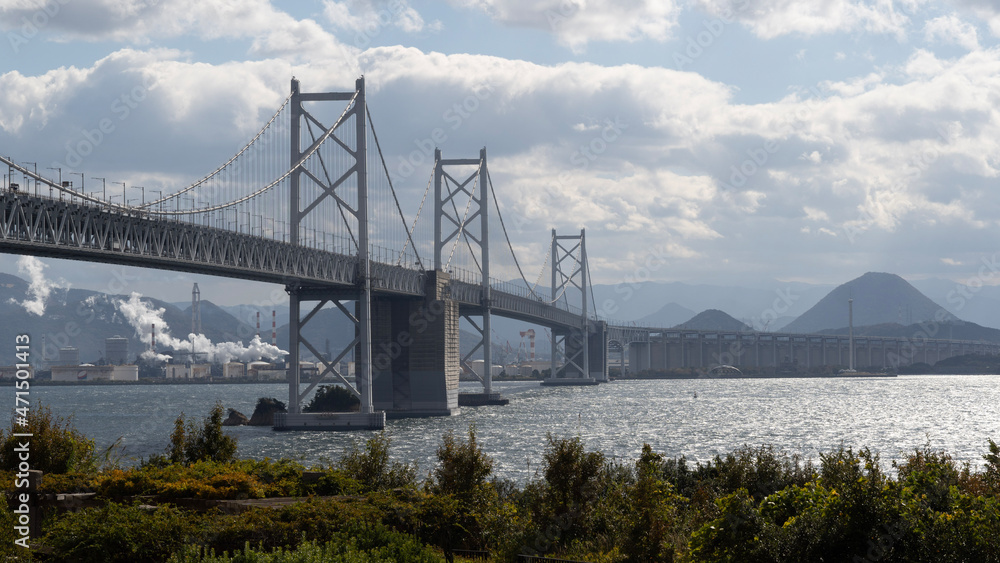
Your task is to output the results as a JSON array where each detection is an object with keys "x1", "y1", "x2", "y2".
[{"x1": 0, "y1": 192, "x2": 366, "y2": 286}]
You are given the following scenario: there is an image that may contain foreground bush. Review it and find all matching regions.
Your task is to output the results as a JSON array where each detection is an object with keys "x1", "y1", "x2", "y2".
[
  {"x1": 168, "y1": 525, "x2": 445, "y2": 562},
  {"x1": 336, "y1": 431, "x2": 417, "y2": 492},
  {"x1": 44, "y1": 502, "x2": 204, "y2": 563},
  {"x1": 0, "y1": 403, "x2": 99, "y2": 474},
  {"x1": 166, "y1": 402, "x2": 238, "y2": 464}
]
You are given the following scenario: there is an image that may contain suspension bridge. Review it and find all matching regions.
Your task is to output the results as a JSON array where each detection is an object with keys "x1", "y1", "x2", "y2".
[
  {"x1": 4, "y1": 77, "x2": 994, "y2": 430},
  {"x1": 0, "y1": 77, "x2": 606, "y2": 430}
]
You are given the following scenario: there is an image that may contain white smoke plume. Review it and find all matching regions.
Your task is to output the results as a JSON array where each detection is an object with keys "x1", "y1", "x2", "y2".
[
  {"x1": 115, "y1": 292, "x2": 287, "y2": 364},
  {"x1": 8, "y1": 256, "x2": 69, "y2": 316}
]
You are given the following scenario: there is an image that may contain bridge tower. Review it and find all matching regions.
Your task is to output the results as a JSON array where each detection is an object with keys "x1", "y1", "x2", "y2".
[
  {"x1": 277, "y1": 77, "x2": 384, "y2": 430},
  {"x1": 433, "y1": 148, "x2": 505, "y2": 406},
  {"x1": 543, "y1": 228, "x2": 606, "y2": 385}
]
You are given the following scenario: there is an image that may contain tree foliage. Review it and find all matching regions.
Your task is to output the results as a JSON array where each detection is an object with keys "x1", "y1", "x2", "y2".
[
  {"x1": 167, "y1": 402, "x2": 238, "y2": 464},
  {"x1": 0, "y1": 402, "x2": 99, "y2": 474},
  {"x1": 336, "y1": 431, "x2": 416, "y2": 492},
  {"x1": 303, "y1": 385, "x2": 360, "y2": 413}
]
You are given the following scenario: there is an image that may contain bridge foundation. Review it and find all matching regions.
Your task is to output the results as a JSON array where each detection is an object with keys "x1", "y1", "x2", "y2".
[{"x1": 371, "y1": 271, "x2": 461, "y2": 417}]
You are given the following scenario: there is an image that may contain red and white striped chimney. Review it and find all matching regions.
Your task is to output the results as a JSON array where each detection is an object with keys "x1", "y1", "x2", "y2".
[
  {"x1": 271, "y1": 311, "x2": 276, "y2": 346},
  {"x1": 152, "y1": 324, "x2": 156, "y2": 355},
  {"x1": 256, "y1": 311, "x2": 260, "y2": 340}
]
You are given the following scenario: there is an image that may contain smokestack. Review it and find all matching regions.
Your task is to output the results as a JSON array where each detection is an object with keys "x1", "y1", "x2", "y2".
[
  {"x1": 191, "y1": 283, "x2": 201, "y2": 336},
  {"x1": 152, "y1": 324, "x2": 156, "y2": 355},
  {"x1": 848, "y1": 298, "x2": 854, "y2": 371},
  {"x1": 256, "y1": 311, "x2": 260, "y2": 339},
  {"x1": 272, "y1": 310, "x2": 276, "y2": 346}
]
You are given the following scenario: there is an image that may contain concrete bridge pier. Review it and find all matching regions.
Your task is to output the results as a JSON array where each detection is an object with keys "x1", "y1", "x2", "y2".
[
  {"x1": 629, "y1": 341, "x2": 651, "y2": 372},
  {"x1": 589, "y1": 320, "x2": 609, "y2": 382},
  {"x1": 370, "y1": 271, "x2": 461, "y2": 417}
]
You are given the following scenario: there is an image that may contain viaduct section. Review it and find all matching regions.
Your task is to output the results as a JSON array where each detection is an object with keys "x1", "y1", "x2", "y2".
[{"x1": 609, "y1": 327, "x2": 1000, "y2": 375}]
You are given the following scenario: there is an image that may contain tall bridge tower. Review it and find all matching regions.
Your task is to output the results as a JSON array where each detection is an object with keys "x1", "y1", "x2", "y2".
[{"x1": 278, "y1": 77, "x2": 385, "y2": 429}]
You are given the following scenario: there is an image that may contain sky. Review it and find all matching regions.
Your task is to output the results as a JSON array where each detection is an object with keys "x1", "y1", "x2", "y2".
[{"x1": 3, "y1": 0, "x2": 1000, "y2": 310}]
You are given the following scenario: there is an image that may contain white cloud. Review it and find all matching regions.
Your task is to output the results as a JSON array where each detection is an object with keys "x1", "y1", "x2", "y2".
[
  {"x1": 696, "y1": 0, "x2": 918, "y2": 39},
  {"x1": 446, "y1": 0, "x2": 681, "y2": 51},
  {"x1": 9, "y1": 2, "x2": 1000, "y2": 286},
  {"x1": 804, "y1": 207, "x2": 830, "y2": 222},
  {"x1": 952, "y1": 0, "x2": 1000, "y2": 37},
  {"x1": 0, "y1": 0, "x2": 351, "y2": 62},
  {"x1": 924, "y1": 14, "x2": 980, "y2": 50},
  {"x1": 324, "y1": 0, "x2": 441, "y2": 41}
]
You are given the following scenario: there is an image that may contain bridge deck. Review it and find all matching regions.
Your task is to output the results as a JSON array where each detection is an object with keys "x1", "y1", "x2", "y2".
[{"x1": 0, "y1": 192, "x2": 584, "y2": 330}]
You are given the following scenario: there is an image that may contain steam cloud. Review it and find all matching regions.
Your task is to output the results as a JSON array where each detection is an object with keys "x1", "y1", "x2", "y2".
[
  {"x1": 115, "y1": 292, "x2": 287, "y2": 363},
  {"x1": 8, "y1": 256, "x2": 69, "y2": 316}
]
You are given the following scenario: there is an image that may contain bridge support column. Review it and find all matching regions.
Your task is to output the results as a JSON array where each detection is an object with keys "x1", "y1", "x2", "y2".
[
  {"x1": 371, "y1": 271, "x2": 462, "y2": 416},
  {"x1": 589, "y1": 320, "x2": 608, "y2": 382},
  {"x1": 629, "y1": 341, "x2": 651, "y2": 372}
]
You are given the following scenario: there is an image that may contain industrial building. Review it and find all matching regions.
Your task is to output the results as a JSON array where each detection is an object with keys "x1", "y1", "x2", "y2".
[
  {"x1": 223, "y1": 362, "x2": 245, "y2": 379},
  {"x1": 105, "y1": 337, "x2": 129, "y2": 365},
  {"x1": 57, "y1": 347, "x2": 79, "y2": 366},
  {"x1": 165, "y1": 364, "x2": 211, "y2": 379},
  {"x1": 0, "y1": 366, "x2": 33, "y2": 380},
  {"x1": 51, "y1": 365, "x2": 138, "y2": 382}
]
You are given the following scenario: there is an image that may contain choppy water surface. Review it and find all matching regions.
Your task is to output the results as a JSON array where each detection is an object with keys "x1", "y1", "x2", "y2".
[{"x1": 12, "y1": 375, "x2": 1000, "y2": 483}]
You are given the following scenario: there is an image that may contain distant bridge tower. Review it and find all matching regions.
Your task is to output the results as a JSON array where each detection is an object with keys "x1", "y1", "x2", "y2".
[
  {"x1": 544, "y1": 228, "x2": 606, "y2": 385},
  {"x1": 434, "y1": 147, "x2": 505, "y2": 405},
  {"x1": 191, "y1": 283, "x2": 201, "y2": 336}
]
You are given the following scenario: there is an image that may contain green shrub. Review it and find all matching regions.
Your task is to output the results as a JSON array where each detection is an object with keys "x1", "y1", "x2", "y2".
[
  {"x1": 303, "y1": 386, "x2": 360, "y2": 413},
  {"x1": 336, "y1": 432, "x2": 416, "y2": 492},
  {"x1": 431, "y1": 424, "x2": 494, "y2": 502},
  {"x1": 689, "y1": 444, "x2": 815, "y2": 503},
  {"x1": 541, "y1": 434, "x2": 604, "y2": 514},
  {"x1": 168, "y1": 523, "x2": 445, "y2": 562},
  {"x1": 985, "y1": 439, "x2": 1000, "y2": 494},
  {"x1": 167, "y1": 403, "x2": 238, "y2": 464},
  {"x1": 0, "y1": 403, "x2": 98, "y2": 474},
  {"x1": 96, "y1": 459, "x2": 308, "y2": 500},
  {"x1": 43, "y1": 502, "x2": 204, "y2": 563}
]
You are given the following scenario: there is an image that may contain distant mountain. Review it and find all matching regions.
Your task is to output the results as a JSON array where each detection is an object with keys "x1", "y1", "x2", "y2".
[
  {"x1": 818, "y1": 320, "x2": 1000, "y2": 343},
  {"x1": 590, "y1": 279, "x2": 832, "y2": 325},
  {"x1": 0, "y1": 272, "x2": 255, "y2": 365},
  {"x1": 910, "y1": 277, "x2": 1000, "y2": 331},
  {"x1": 784, "y1": 272, "x2": 958, "y2": 334},
  {"x1": 770, "y1": 316, "x2": 797, "y2": 331},
  {"x1": 674, "y1": 309, "x2": 752, "y2": 331},
  {"x1": 637, "y1": 302, "x2": 696, "y2": 328}
]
